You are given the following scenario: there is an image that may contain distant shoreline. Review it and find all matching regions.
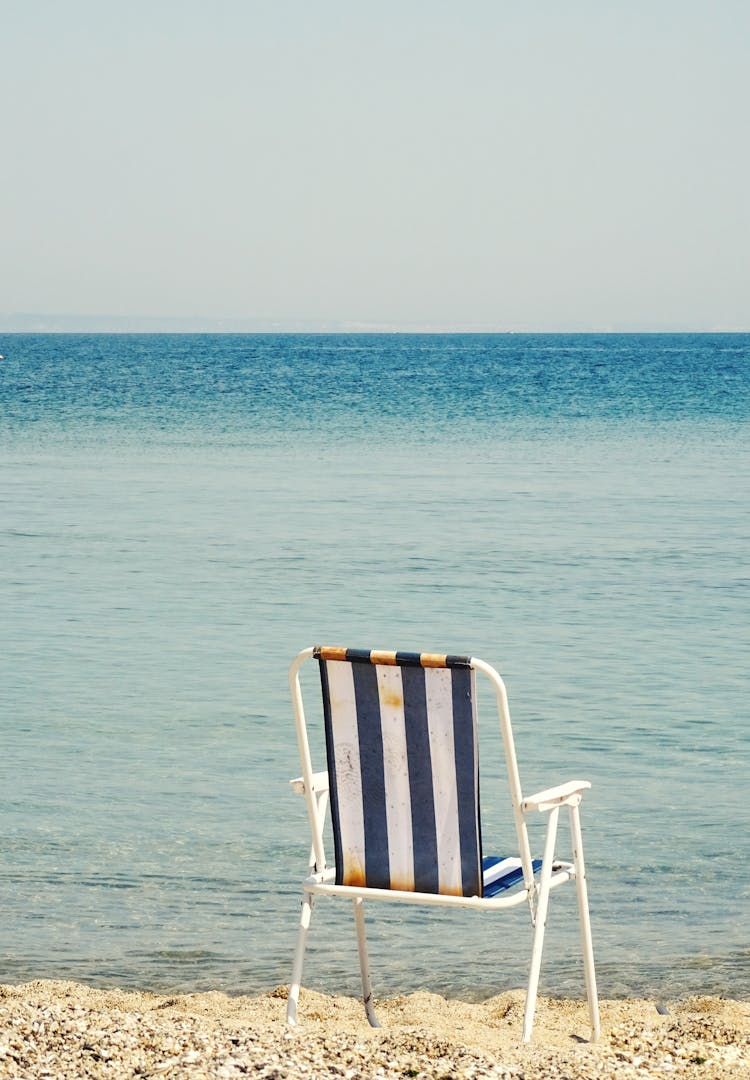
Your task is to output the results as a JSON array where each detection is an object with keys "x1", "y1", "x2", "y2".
[{"x1": 2, "y1": 322, "x2": 748, "y2": 335}]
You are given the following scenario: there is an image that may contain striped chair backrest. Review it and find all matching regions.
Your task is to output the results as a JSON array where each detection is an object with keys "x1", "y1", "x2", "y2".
[{"x1": 315, "y1": 646, "x2": 482, "y2": 898}]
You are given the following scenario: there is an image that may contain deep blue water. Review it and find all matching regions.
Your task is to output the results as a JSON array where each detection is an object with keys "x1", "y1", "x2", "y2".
[
  {"x1": 4, "y1": 333, "x2": 749, "y2": 436},
  {"x1": 1, "y1": 333, "x2": 748, "y2": 1001}
]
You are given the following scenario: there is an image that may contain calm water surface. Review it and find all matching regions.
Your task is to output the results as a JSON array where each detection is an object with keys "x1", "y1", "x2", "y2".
[{"x1": 1, "y1": 334, "x2": 748, "y2": 999}]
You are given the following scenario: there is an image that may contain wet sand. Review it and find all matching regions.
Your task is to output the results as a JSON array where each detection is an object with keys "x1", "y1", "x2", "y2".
[{"x1": 1, "y1": 980, "x2": 748, "y2": 1078}]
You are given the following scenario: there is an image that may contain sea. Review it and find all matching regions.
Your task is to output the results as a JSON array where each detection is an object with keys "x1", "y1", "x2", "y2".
[{"x1": 1, "y1": 332, "x2": 748, "y2": 1002}]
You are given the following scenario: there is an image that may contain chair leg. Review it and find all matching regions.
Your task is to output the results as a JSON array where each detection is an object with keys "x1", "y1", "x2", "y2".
[
  {"x1": 522, "y1": 805, "x2": 560, "y2": 1043},
  {"x1": 569, "y1": 803, "x2": 601, "y2": 1042},
  {"x1": 353, "y1": 896, "x2": 381, "y2": 1028},
  {"x1": 287, "y1": 892, "x2": 314, "y2": 1026}
]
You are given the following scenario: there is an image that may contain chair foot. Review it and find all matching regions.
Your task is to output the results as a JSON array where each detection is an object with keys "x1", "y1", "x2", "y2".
[{"x1": 363, "y1": 991, "x2": 381, "y2": 1028}]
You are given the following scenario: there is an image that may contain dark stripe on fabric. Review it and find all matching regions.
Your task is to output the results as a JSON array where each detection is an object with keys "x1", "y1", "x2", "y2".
[
  {"x1": 483, "y1": 857, "x2": 543, "y2": 897},
  {"x1": 318, "y1": 659, "x2": 344, "y2": 882},
  {"x1": 346, "y1": 648, "x2": 373, "y2": 664},
  {"x1": 400, "y1": 665, "x2": 440, "y2": 894},
  {"x1": 394, "y1": 651, "x2": 428, "y2": 667},
  {"x1": 451, "y1": 667, "x2": 482, "y2": 896},
  {"x1": 445, "y1": 654, "x2": 472, "y2": 668},
  {"x1": 350, "y1": 661, "x2": 390, "y2": 889}
]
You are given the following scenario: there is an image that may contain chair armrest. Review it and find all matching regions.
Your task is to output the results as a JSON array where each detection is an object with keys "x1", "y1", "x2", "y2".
[
  {"x1": 290, "y1": 771, "x2": 330, "y2": 796},
  {"x1": 522, "y1": 780, "x2": 591, "y2": 813}
]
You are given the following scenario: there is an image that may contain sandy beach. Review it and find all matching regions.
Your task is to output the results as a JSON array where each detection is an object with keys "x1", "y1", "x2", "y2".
[{"x1": 0, "y1": 981, "x2": 747, "y2": 1079}]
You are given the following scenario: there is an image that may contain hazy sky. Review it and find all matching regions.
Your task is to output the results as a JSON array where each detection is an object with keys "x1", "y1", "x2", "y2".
[{"x1": 2, "y1": 1, "x2": 748, "y2": 330}]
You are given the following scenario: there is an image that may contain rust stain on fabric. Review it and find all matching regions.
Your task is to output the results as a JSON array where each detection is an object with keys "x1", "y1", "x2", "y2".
[
  {"x1": 388, "y1": 874, "x2": 416, "y2": 892},
  {"x1": 319, "y1": 646, "x2": 348, "y2": 661},
  {"x1": 379, "y1": 687, "x2": 403, "y2": 709},
  {"x1": 343, "y1": 869, "x2": 367, "y2": 888},
  {"x1": 439, "y1": 883, "x2": 465, "y2": 897},
  {"x1": 370, "y1": 650, "x2": 398, "y2": 666},
  {"x1": 420, "y1": 653, "x2": 448, "y2": 668},
  {"x1": 343, "y1": 855, "x2": 366, "y2": 888}
]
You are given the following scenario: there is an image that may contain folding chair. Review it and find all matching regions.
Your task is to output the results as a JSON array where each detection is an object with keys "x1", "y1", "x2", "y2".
[{"x1": 287, "y1": 646, "x2": 600, "y2": 1043}]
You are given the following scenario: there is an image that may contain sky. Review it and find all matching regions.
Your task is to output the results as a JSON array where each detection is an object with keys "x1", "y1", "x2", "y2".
[{"x1": 2, "y1": 1, "x2": 749, "y2": 331}]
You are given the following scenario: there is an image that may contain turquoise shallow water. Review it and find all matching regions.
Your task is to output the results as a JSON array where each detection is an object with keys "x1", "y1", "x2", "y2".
[{"x1": 1, "y1": 334, "x2": 748, "y2": 999}]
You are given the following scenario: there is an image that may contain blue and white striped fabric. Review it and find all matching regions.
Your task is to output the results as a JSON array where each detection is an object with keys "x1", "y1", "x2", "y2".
[
  {"x1": 316, "y1": 647, "x2": 482, "y2": 898},
  {"x1": 482, "y1": 856, "x2": 543, "y2": 897}
]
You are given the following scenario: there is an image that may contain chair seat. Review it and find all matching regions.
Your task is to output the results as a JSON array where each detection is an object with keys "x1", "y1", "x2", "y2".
[{"x1": 482, "y1": 856, "x2": 543, "y2": 897}]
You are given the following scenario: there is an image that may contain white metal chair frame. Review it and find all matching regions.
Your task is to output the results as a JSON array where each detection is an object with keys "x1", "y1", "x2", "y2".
[{"x1": 287, "y1": 646, "x2": 600, "y2": 1043}]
